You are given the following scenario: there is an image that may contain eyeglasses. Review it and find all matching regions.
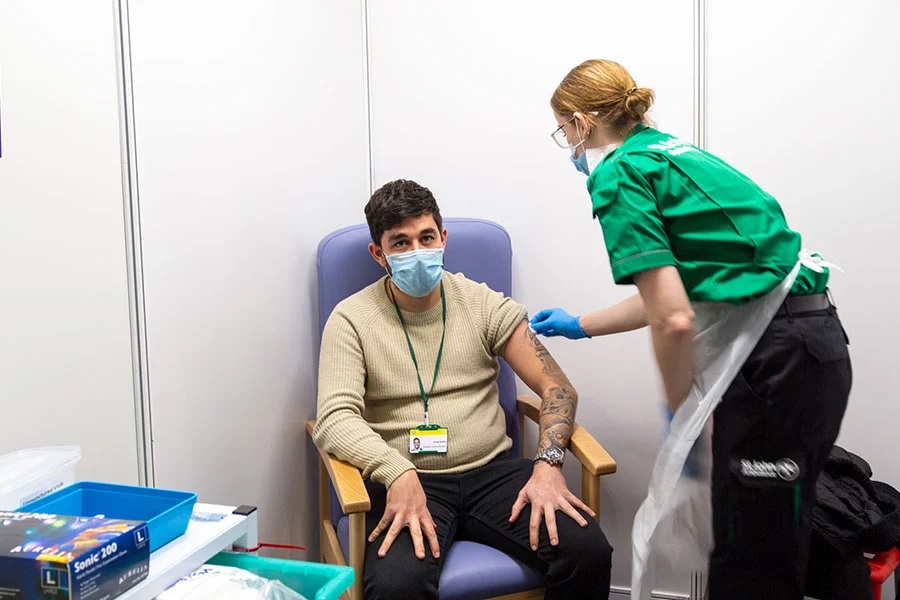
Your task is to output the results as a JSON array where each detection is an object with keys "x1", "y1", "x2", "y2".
[
  {"x1": 550, "y1": 112, "x2": 599, "y2": 148},
  {"x1": 550, "y1": 116, "x2": 575, "y2": 149}
]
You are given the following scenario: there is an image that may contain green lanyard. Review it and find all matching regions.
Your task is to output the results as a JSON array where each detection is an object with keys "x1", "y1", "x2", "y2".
[{"x1": 390, "y1": 283, "x2": 446, "y2": 426}]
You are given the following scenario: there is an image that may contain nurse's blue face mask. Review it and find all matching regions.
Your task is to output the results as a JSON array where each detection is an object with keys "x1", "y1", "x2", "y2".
[
  {"x1": 384, "y1": 248, "x2": 444, "y2": 297},
  {"x1": 553, "y1": 116, "x2": 590, "y2": 176},
  {"x1": 570, "y1": 142, "x2": 590, "y2": 176}
]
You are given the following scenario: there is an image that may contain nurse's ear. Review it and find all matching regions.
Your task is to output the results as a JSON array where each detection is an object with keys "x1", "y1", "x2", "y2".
[{"x1": 572, "y1": 112, "x2": 593, "y2": 136}]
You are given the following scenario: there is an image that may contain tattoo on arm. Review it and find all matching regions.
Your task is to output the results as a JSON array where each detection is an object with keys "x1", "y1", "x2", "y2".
[
  {"x1": 525, "y1": 325, "x2": 571, "y2": 383},
  {"x1": 524, "y1": 322, "x2": 577, "y2": 454},
  {"x1": 537, "y1": 386, "x2": 577, "y2": 454}
]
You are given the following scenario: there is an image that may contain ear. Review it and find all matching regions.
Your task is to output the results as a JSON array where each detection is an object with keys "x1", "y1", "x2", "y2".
[
  {"x1": 368, "y1": 242, "x2": 388, "y2": 269},
  {"x1": 572, "y1": 112, "x2": 592, "y2": 136},
  {"x1": 440, "y1": 228, "x2": 448, "y2": 248}
]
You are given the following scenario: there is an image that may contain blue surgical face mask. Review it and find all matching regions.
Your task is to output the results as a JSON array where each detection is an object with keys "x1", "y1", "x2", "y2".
[
  {"x1": 570, "y1": 143, "x2": 590, "y2": 176},
  {"x1": 568, "y1": 120, "x2": 591, "y2": 176},
  {"x1": 384, "y1": 248, "x2": 444, "y2": 297},
  {"x1": 571, "y1": 142, "x2": 621, "y2": 177}
]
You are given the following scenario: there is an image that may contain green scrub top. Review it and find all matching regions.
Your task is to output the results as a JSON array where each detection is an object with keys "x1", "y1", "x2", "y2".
[{"x1": 587, "y1": 125, "x2": 828, "y2": 304}]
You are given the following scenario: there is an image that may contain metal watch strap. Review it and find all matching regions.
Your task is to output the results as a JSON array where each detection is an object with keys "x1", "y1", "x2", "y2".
[{"x1": 534, "y1": 446, "x2": 565, "y2": 466}]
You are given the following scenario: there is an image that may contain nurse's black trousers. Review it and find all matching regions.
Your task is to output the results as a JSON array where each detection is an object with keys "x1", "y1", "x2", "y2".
[{"x1": 708, "y1": 293, "x2": 852, "y2": 600}]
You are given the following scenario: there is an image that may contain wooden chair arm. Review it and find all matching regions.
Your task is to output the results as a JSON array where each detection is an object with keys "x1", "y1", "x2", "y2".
[
  {"x1": 306, "y1": 420, "x2": 370, "y2": 513},
  {"x1": 516, "y1": 395, "x2": 617, "y2": 476}
]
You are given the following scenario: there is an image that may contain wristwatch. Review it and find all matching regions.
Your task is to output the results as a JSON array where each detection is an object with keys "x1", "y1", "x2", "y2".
[{"x1": 534, "y1": 446, "x2": 566, "y2": 467}]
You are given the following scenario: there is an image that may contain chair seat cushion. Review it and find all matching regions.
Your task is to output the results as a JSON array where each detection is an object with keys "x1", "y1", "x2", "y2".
[
  {"x1": 337, "y1": 516, "x2": 545, "y2": 598},
  {"x1": 437, "y1": 540, "x2": 545, "y2": 599}
]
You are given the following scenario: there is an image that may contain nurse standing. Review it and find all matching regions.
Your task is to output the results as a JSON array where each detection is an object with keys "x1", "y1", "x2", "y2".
[{"x1": 531, "y1": 59, "x2": 851, "y2": 600}]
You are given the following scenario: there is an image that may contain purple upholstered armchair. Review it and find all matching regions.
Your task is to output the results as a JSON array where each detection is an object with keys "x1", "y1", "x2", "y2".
[{"x1": 306, "y1": 218, "x2": 616, "y2": 600}]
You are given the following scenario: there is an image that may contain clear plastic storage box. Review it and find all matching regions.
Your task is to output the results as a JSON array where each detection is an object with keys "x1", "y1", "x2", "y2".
[{"x1": 0, "y1": 446, "x2": 81, "y2": 510}]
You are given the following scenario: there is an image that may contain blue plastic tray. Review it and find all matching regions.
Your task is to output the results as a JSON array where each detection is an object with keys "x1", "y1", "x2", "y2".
[
  {"x1": 206, "y1": 553, "x2": 354, "y2": 600},
  {"x1": 17, "y1": 481, "x2": 196, "y2": 553}
]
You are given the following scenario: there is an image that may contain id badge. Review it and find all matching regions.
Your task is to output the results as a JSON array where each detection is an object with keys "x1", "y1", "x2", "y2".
[{"x1": 409, "y1": 425, "x2": 448, "y2": 454}]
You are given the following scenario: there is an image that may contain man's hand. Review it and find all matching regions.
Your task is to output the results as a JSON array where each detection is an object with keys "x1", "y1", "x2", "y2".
[
  {"x1": 368, "y1": 470, "x2": 440, "y2": 560},
  {"x1": 509, "y1": 462, "x2": 595, "y2": 550}
]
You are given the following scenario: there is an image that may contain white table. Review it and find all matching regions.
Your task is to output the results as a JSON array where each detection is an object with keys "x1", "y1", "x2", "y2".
[{"x1": 118, "y1": 502, "x2": 258, "y2": 600}]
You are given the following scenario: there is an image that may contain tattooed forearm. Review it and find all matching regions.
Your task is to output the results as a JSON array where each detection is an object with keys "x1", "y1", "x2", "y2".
[
  {"x1": 523, "y1": 322, "x2": 578, "y2": 454},
  {"x1": 538, "y1": 386, "x2": 577, "y2": 454}
]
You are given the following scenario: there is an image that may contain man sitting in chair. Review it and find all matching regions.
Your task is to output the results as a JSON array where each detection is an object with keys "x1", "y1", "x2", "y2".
[{"x1": 312, "y1": 179, "x2": 612, "y2": 599}]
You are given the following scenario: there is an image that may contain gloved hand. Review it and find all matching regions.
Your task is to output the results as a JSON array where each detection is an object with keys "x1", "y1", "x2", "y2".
[
  {"x1": 665, "y1": 407, "x2": 675, "y2": 426},
  {"x1": 529, "y1": 308, "x2": 590, "y2": 340},
  {"x1": 663, "y1": 406, "x2": 704, "y2": 480}
]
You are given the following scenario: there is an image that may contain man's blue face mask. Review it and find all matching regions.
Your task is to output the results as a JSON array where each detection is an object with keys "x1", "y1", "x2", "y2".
[{"x1": 385, "y1": 248, "x2": 444, "y2": 297}]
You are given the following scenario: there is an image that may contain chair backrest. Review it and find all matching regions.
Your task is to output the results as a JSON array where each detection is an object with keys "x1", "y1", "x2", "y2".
[{"x1": 316, "y1": 218, "x2": 522, "y2": 524}]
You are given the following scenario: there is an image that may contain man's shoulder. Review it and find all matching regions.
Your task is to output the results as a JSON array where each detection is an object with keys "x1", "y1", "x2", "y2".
[
  {"x1": 443, "y1": 272, "x2": 513, "y2": 308},
  {"x1": 329, "y1": 276, "x2": 391, "y2": 327},
  {"x1": 444, "y1": 272, "x2": 525, "y2": 327},
  {"x1": 444, "y1": 271, "x2": 502, "y2": 297}
]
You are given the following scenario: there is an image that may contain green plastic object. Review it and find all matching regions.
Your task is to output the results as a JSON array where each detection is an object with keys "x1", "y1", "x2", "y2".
[{"x1": 206, "y1": 553, "x2": 354, "y2": 600}]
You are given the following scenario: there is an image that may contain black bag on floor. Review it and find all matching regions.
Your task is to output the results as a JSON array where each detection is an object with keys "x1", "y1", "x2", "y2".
[{"x1": 806, "y1": 446, "x2": 900, "y2": 600}]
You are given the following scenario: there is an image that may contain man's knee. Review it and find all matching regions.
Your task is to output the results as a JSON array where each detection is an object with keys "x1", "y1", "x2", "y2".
[
  {"x1": 364, "y1": 553, "x2": 439, "y2": 600},
  {"x1": 554, "y1": 518, "x2": 613, "y2": 572},
  {"x1": 577, "y1": 525, "x2": 613, "y2": 572},
  {"x1": 543, "y1": 518, "x2": 613, "y2": 599}
]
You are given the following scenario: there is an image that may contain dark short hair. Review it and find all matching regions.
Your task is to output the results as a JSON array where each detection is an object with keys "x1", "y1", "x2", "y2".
[{"x1": 364, "y1": 179, "x2": 443, "y2": 245}]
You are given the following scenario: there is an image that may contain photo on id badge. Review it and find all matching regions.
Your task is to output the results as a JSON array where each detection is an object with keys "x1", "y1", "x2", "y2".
[{"x1": 409, "y1": 427, "x2": 448, "y2": 454}]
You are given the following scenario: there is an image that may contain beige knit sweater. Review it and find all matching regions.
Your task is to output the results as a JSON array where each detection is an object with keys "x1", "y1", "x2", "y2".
[{"x1": 312, "y1": 272, "x2": 526, "y2": 487}]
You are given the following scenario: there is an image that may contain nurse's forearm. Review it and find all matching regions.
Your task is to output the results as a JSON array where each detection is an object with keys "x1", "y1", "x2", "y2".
[
  {"x1": 578, "y1": 293, "x2": 648, "y2": 336},
  {"x1": 650, "y1": 324, "x2": 695, "y2": 412},
  {"x1": 633, "y1": 266, "x2": 696, "y2": 412}
]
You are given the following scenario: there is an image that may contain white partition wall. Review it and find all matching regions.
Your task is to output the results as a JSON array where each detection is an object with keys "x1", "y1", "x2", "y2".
[
  {"x1": 126, "y1": 0, "x2": 370, "y2": 554},
  {"x1": 0, "y1": 1, "x2": 138, "y2": 484},
  {"x1": 5, "y1": 1, "x2": 897, "y2": 596},
  {"x1": 707, "y1": 0, "x2": 900, "y2": 488},
  {"x1": 366, "y1": 0, "x2": 695, "y2": 592}
]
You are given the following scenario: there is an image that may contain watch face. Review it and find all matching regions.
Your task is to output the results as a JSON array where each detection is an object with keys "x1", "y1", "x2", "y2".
[{"x1": 545, "y1": 447, "x2": 564, "y2": 461}]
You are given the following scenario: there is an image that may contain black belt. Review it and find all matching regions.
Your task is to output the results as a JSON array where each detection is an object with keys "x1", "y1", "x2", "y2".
[{"x1": 774, "y1": 292, "x2": 832, "y2": 317}]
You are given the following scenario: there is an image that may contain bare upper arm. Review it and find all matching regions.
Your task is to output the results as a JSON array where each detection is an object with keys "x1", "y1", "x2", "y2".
[{"x1": 502, "y1": 319, "x2": 573, "y2": 397}]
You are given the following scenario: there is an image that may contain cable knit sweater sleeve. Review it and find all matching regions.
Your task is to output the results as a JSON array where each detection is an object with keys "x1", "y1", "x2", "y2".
[
  {"x1": 311, "y1": 305, "x2": 415, "y2": 487},
  {"x1": 476, "y1": 280, "x2": 528, "y2": 356}
]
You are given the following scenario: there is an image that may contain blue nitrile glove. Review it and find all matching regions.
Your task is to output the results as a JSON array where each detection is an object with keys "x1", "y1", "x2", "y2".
[
  {"x1": 663, "y1": 406, "x2": 703, "y2": 479},
  {"x1": 529, "y1": 308, "x2": 590, "y2": 340}
]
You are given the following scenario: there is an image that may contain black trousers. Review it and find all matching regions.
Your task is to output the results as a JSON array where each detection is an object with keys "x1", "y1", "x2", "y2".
[
  {"x1": 708, "y1": 301, "x2": 852, "y2": 600},
  {"x1": 363, "y1": 452, "x2": 613, "y2": 600}
]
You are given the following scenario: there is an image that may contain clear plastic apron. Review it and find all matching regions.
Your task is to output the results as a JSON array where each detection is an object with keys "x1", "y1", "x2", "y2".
[{"x1": 630, "y1": 252, "x2": 833, "y2": 599}]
